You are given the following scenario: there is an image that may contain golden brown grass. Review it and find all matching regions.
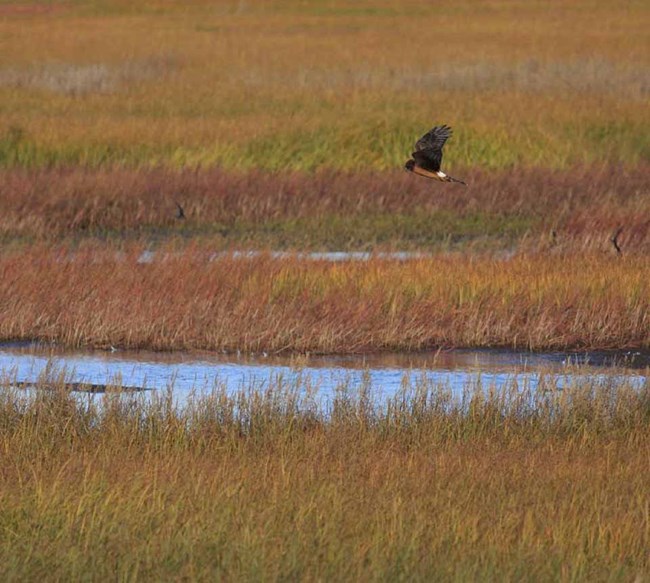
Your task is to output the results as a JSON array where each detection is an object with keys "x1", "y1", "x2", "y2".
[
  {"x1": 1, "y1": 165, "x2": 648, "y2": 251},
  {"x1": 0, "y1": 378, "x2": 648, "y2": 580},
  {"x1": 0, "y1": 0, "x2": 648, "y2": 169},
  {"x1": 0, "y1": 245, "x2": 647, "y2": 352},
  {"x1": 2, "y1": 4, "x2": 648, "y2": 579}
]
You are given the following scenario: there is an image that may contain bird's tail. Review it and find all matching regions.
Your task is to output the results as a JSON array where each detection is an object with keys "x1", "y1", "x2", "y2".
[{"x1": 444, "y1": 174, "x2": 467, "y2": 186}]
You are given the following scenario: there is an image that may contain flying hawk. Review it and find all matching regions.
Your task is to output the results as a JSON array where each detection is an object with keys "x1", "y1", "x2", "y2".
[{"x1": 405, "y1": 125, "x2": 466, "y2": 185}]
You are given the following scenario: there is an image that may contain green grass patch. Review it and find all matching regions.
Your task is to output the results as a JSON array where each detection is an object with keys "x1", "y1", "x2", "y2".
[
  {"x1": 227, "y1": 211, "x2": 537, "y2": 250},
  {"x1": 581, "y1": 121, "x2": 650, "y2": 164},
  {"x1": 3, "y1": 117, "x2": 646, "y2": 170},
  {"x1": 14, "y1": 211, "x2": 536, "y2": 251}
]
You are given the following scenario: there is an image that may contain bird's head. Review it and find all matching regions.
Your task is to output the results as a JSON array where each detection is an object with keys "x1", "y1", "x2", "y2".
[{"x1": 404, "y1": 159, "x2": 415, "y2": 172}]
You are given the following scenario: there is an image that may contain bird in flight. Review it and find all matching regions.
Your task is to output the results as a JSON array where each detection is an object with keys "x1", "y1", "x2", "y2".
[{"x1": 405, "y1": 125, "x2": 466, "y2": 185}]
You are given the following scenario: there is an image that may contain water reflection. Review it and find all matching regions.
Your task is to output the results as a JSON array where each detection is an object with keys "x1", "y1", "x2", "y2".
[
  {"x1": 0, "y1": 343, "x2": 646, "y2": 401},
  {"x1": 135, "y1": 250, "x2": 432, "y2": 264}
]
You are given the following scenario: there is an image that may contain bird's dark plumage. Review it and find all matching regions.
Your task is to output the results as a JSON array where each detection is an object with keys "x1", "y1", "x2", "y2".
[
  {"x1": 405, "y1": 124, "x2": 466, "y2": 185},
  {"x1": 175, "y1": 201, "x2": 186, "y2": 220},
  {"x1": 413, "y1": 124, "x2": 453, "y2": 172}
]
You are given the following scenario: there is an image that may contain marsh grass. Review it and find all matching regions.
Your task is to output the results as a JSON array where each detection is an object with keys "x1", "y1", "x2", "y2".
[
  {"x1": 0, "y1": 165, "x2": 647, "y2": 251},
  {"x1": 0, "y1": 246, "x2": 647, "y2": 352},
  {"x1": 1, "y1": 3, "x2": 648, "y2": 579},
  {"x1": 0, "y1": 375, "x2": 648, "y2": 580},
  {"x1": 0, "y1": 0, "x2": 648, "y2": 170},
  {"x1": 0, "y1": 55, "x2": 177, "y2": 96}
]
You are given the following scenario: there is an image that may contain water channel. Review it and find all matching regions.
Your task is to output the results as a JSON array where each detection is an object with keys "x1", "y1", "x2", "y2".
[{"x1": 1, "y1": 342, "x2": 647, "y2": 406}]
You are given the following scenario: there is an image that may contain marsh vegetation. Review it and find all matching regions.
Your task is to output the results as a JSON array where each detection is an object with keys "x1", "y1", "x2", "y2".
[
  {"x1": 0, "y1": 377, "x2": 648, "y2": 580},
  {"x1": 1, "y1": 0, "x2": 648, "y2": 579}
]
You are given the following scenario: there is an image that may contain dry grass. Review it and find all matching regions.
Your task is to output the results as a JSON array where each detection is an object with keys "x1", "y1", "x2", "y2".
[
  {"x1": 1, "y1": 3, "x2": 647, "y2": 579},
  {"x1": 1, "y1": 165, "x2": 648, "y2": 251},
  {"x1": 0, "y1": 0, "x2": 647, "y2": 169},
  {"x1": 0, "y1": 55, "x2": 177, "y2": 96},
  {"x1": 0, "y1": 246, "x2": 647, "y2": 352},
  {"x1": 0, "y1": 377, "x2": 648, "y2": 580}
]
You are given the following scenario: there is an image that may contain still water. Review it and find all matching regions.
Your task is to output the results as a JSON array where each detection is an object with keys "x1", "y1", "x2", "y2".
[{"x1": 0, "y1": 342, "x2": 646, "y2": 403}]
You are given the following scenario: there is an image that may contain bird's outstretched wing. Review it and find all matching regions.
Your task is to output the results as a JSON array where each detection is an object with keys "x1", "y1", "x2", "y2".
[{"x1": 412, "y1": 125, "x2": 453, "y2": 172}]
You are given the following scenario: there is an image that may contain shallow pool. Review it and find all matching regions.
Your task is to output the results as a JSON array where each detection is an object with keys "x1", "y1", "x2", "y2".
[{"x1": 1, "y1": 342, "x2": 646, "y2": 403}]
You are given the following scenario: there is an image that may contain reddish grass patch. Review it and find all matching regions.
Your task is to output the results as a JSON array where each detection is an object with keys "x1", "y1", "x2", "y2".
[
  {"x1": 0, "y1": 3, "x2": 66, "y2": 17},
  {"x1": 0, "y1": 245, "x2": 647, "y2": 352},
  {"x1": 1, "y1": 165, "x2": 647, "y2": 251}
]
